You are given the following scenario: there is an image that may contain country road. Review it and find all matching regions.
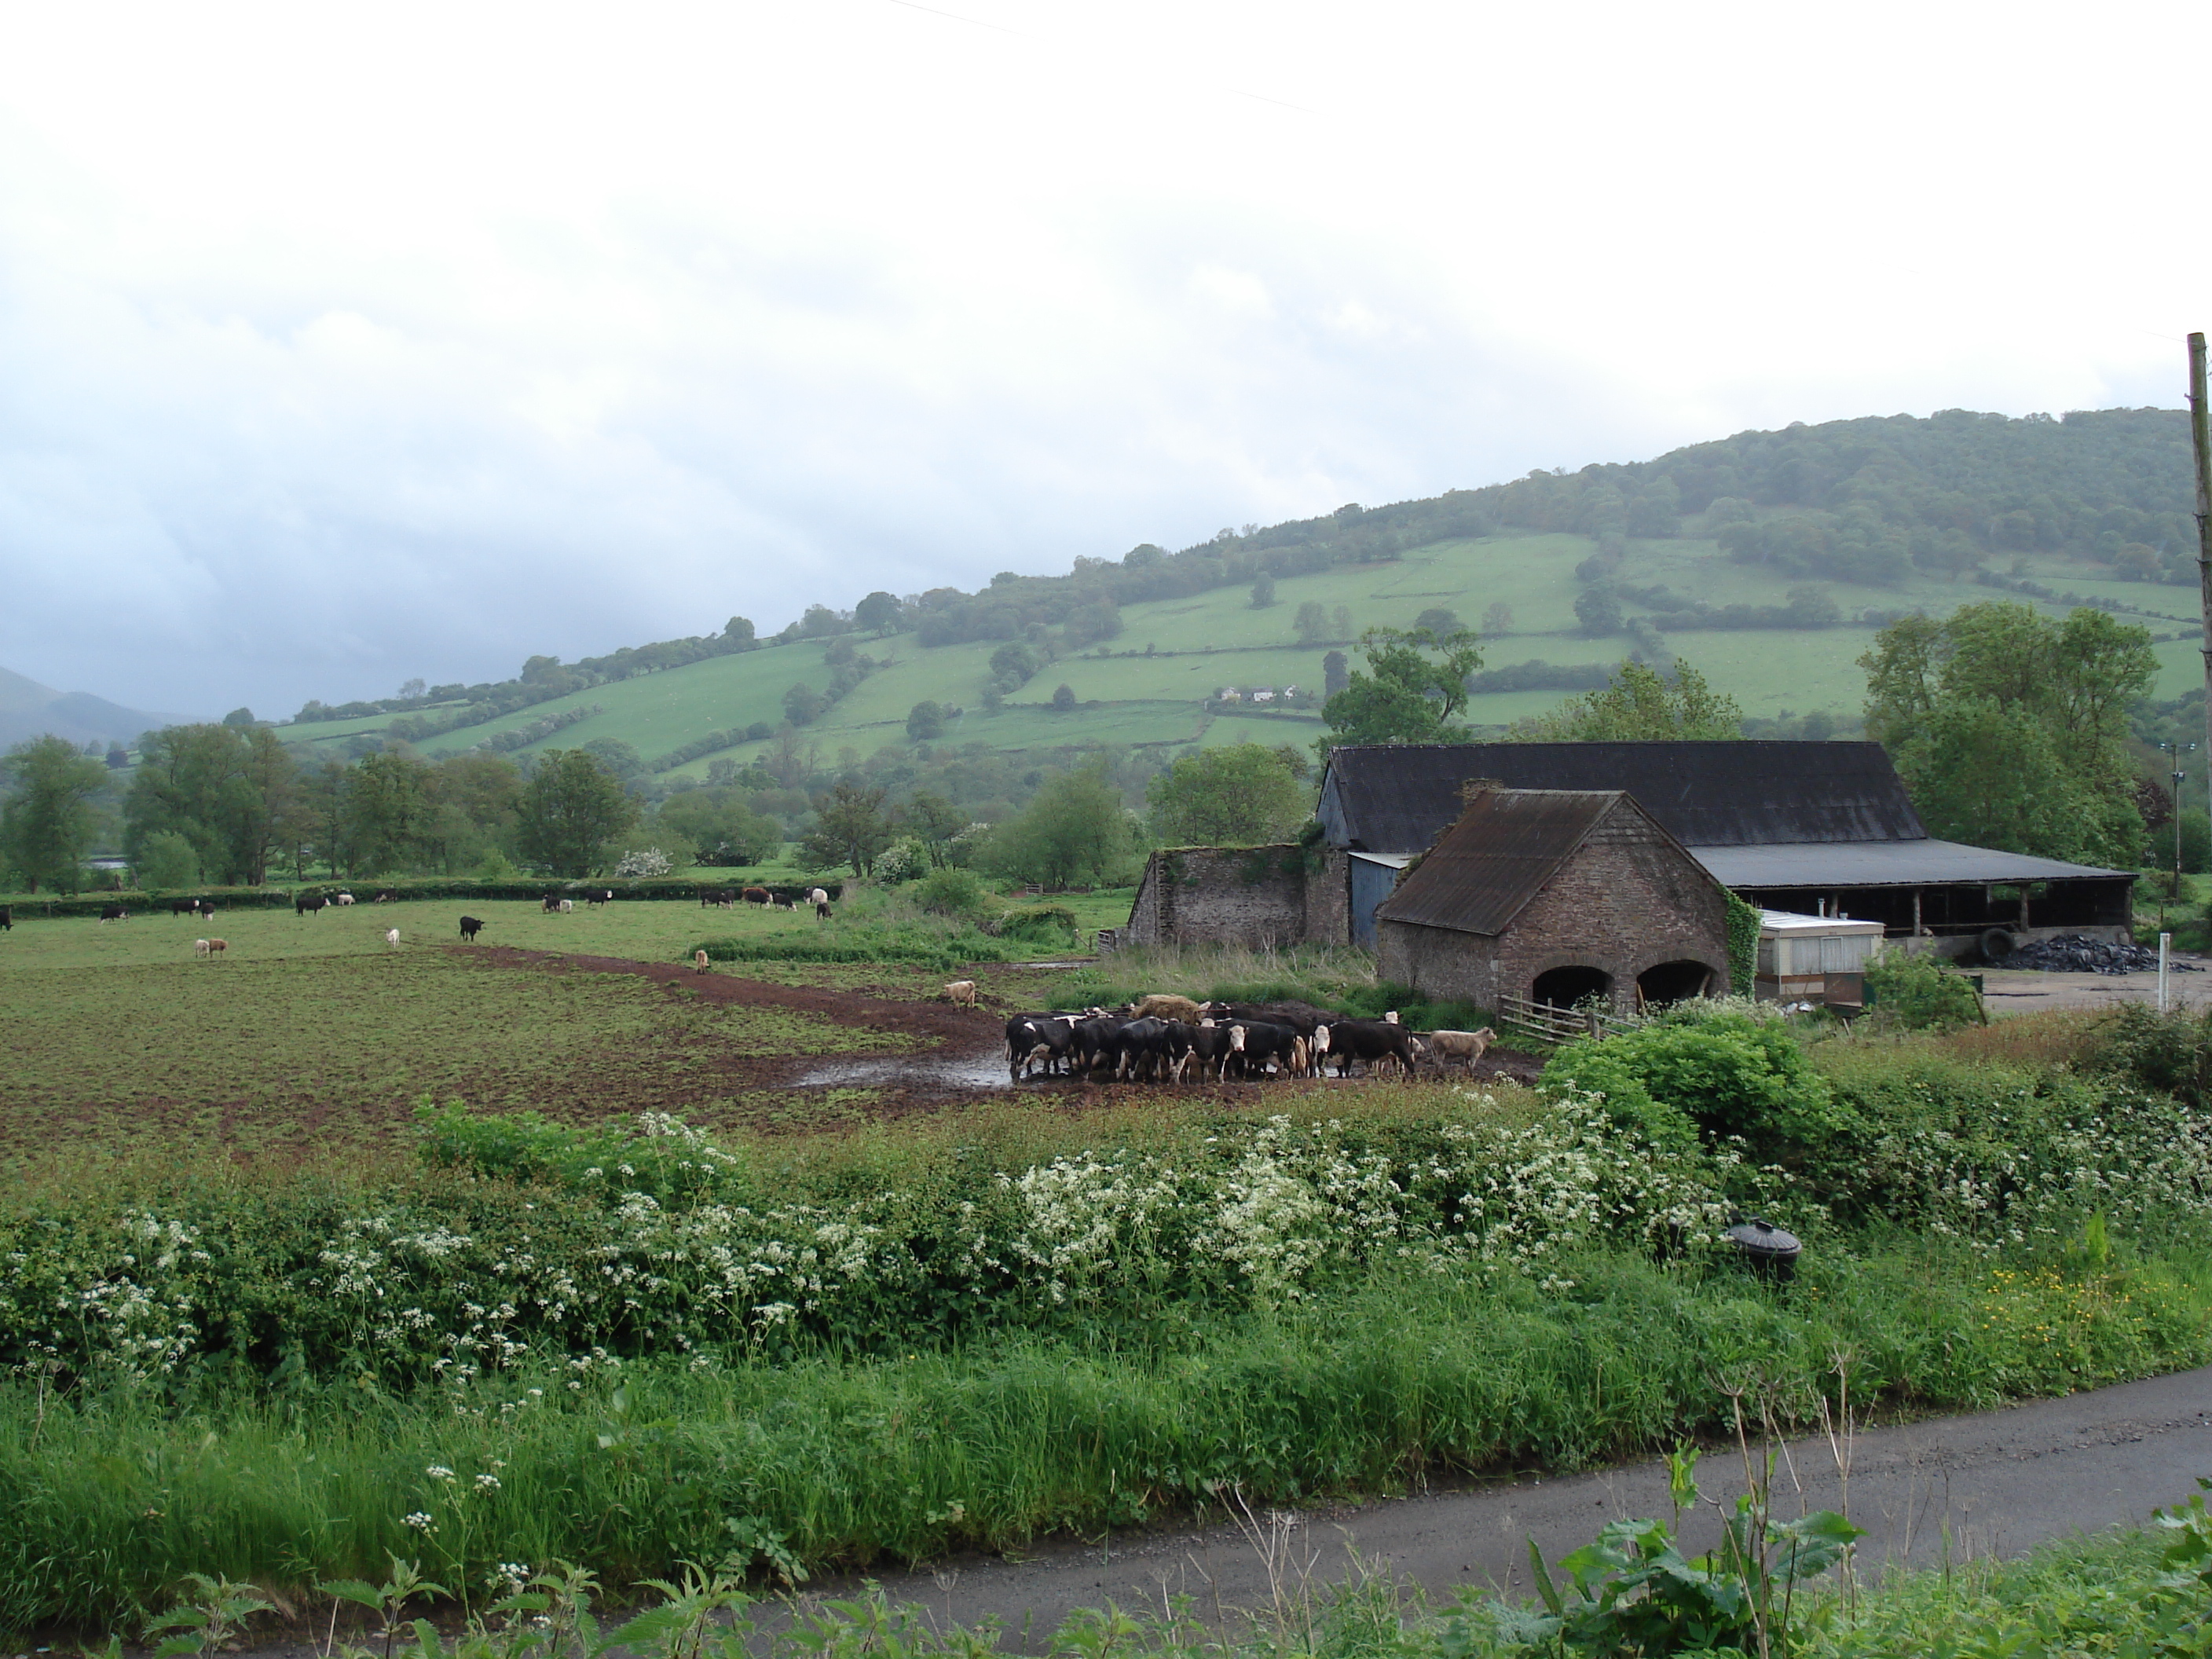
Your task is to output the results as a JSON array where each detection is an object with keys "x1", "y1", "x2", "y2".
[
  {"x1": 217, "y1": 1364, "x2": 2212, "y2": 1657},
  {"x1": 786, "y1": 1362, "x2": 2212, "y2": 1645}
]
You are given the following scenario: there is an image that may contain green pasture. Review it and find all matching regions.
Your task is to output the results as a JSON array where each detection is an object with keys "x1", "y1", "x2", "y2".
[{"x1": 271, "y1": 529, "x2": 2202, "y2": 771}]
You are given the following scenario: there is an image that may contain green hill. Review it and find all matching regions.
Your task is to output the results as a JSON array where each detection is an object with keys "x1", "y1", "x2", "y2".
[{"x1": 280, "y1": 407, "x2": 2207, "y2": 778}]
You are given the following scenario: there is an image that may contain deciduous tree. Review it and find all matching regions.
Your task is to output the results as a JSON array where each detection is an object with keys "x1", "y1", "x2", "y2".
[
  {"x1": 1319, "y1": 628, "x2": 1485, "y2": 749},
  {"x1": 515, "y1": 749, "x2": 639, "y2": 877},
  {"x1": 0, "y1": 735, "x2": 108, "y2": 892},
  {"x1": 800, "y1": 782, "x2": 893, "y2": 875},
  {"x1": 1511, "y1": 659, "x2": 1743, "y2": 742},
  {"x1": 1146, "y1": 743, "x2": 1309, "y2": 845}
]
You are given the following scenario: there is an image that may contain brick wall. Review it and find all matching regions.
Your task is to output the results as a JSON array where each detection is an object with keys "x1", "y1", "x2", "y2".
[
  {"x1": 1121, "y1": 845, "x2": 1311, "y2": 950},
  {"x1": 1378, "y1": 800, "x2": 1730, "y2": 1013}
]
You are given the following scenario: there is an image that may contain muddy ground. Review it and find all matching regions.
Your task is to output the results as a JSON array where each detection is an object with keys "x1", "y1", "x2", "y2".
[{"x1": 481, "y1": 945, "x2": 1547, "y2": 1114}]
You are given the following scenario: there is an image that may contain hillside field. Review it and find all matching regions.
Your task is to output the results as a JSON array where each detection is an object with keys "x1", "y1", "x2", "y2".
[{"x1": 281, "y1": 528, "x2": 2202, "y2": 776}]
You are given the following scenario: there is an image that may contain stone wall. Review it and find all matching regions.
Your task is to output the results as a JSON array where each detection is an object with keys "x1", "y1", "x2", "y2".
[
  {"x1": 1121, "y1": 844, "x2": 1311, "y2": 951},
  {"x1": 1377, "y1": 802, "x2": 1730, "y2": 1014}
]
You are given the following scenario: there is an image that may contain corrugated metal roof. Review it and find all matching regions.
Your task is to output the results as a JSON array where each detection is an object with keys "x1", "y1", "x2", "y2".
[
  {"x1": 1320, "y1": 741, "x2": 1925, "y2": 852},
  {"x1": 1694, "y1": 840, "x2": 2133, "y2": 888},
  {"x1": 1375, "y1": 789, "x2": 1621, "y2": 936}
]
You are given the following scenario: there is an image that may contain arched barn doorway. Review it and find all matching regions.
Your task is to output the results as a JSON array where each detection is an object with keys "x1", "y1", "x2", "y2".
[
  {"x1": 1636, "y1": 960, "x2": 1717, "y2": 1009},
  {"x1": 1533, "y1": 965, "x2": 1611, "y2": 1009}
]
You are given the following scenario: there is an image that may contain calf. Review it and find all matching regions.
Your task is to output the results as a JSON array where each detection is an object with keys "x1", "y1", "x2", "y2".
[
  {"x1": 0, "y1": 904, "x2": 11, "y2": 932},
  {"x1": 1422, "y1": 1027, "x2": 1497, "y2": 1072},
  {"x1": 1109, "y1": 1016, "x2": 1173, "y2": 1081},
  {"x1": 1177, "y1": 1020, "x2": 1235, "y2": 1082},
  {"x1": 815, "y1": 897, "x2": 832, "y2": 920},
  {"x1": 694, "y1": 949, "x2": 711, "y2": 973},
  {"x1": 1126, "y1": 993, "x2": 1202, "y2": 1023},
  {"x1": 1009, "y1": 1015, "x2": 1077, "y2": 1078},
  {"x1": 296, "y1": 894, "x2": 326, "y2": 917},
  {"x1": 742, "y1": 886, "x2": 771, "y2": 906},
  {"x1": 385, "y1": 928, "x2": 401, "y2": 949},
  {"x1": 458, "y1": 915, "x2": 485, "y2": 941},
  {"x1": 98, "y1": 904, "x2": 127, "y2": 923},
  {"x1": 541, "y1": 894, "x2": 562, "y2": 913},
  {"x1": 943, "y1": 979, "x2": 980, "y2": 1008}
]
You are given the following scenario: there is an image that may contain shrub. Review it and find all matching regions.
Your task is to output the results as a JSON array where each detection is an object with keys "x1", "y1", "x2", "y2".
[
  {"x1": 1864, "y1": 949, "x2": 1987, "y2": 1031},
  {"x1": 914, "y1": 866, "x2": 987, "y2": 918},
  {"x1": 996, "y1": 903, "x2": 1079, "y2": 949},
  {"x1": 135, "y1": 830, "x2": 201, "y2": 890},
  {"x1": 614, "y1": 847, "x2": 676, "y2": 878},
  {"x1": 875, "y1": 837, "x2": 929, "y2": 884},
  {"x1": 1543, "y1": 1006, "x2": 1842, "y2": 1154}
]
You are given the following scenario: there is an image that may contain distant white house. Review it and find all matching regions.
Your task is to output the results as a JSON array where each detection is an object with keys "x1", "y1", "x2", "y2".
[
  {"x1": 1216, "y1": 688, "x2": 1242, "y2": 701},
  {"x1": 1251, "y1": 689, "x2": 1276, "y2": 703}
]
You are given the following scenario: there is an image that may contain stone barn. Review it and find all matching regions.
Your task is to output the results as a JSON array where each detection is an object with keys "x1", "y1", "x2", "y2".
[
  {"x1": 1375, "y1": 786, "x2": 1731, "y2": 1015},
  {"x1": 1119, "y1": 844, "x2": 1327, "y2": 951}
]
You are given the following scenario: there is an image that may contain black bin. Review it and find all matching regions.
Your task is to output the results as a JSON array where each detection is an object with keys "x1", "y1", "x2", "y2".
[{"x1": 1724, "y1": 1217, "x2": 1801, "y2": 1283}]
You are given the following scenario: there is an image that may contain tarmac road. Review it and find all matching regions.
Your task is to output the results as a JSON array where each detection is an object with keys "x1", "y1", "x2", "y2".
[{"x1": 786, "y1": 1363, "x2": 2212, "y2": 1645}]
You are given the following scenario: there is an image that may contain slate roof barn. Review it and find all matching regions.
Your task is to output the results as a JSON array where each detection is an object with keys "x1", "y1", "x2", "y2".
[
  {"x1": 1374, "y1": 786, "x2": 1731, "y2": 1014},
  {"x1": 1319, "y1": 740, "x2": 2133, "y2": 953}
]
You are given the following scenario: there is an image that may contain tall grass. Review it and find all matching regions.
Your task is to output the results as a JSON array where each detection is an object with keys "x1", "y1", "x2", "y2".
[{"x1": 5, "y1": 1242, "x2": 2208, "y2": 1631}]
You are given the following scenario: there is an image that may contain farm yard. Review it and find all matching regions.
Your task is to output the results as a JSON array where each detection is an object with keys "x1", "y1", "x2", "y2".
[{"x1": 7, "y1": 894, "x2": 2212, "y2": 1646}]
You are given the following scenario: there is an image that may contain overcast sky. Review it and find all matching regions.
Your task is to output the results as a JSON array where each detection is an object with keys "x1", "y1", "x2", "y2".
[{"x1": 2, "y1": 0, "x2": 2205, "y2": 718}]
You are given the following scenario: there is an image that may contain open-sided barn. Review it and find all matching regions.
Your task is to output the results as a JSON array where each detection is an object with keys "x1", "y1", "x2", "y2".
[{"x1": 1316, "y1": 741, "x2": 2133, "y2": 954}]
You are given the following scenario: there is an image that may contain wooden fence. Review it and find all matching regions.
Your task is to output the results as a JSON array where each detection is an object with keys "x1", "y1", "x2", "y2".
[{"x1": 1495, "y1": 991, "x2": 1645, "y2": 1046}]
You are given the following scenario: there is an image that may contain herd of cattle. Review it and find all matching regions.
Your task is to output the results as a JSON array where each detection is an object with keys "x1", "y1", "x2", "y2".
[
  {"x1": 700, "y1": 885, "x2": 834, "y2": 919},
  {"x1": 974, "y1": 987, "x2": 1500, "y2": 1083}
]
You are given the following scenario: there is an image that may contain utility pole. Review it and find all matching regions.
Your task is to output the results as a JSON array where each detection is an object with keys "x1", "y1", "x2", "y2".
[{"x1": 2192, "y1": 334, "x2": 2212, "y2": 828}]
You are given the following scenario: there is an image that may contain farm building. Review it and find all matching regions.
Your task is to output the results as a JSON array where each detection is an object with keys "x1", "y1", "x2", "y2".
[
  {"x1": 1117, "y1": 844, "x2": 1323, "y2": 951},
  {"x1": 1315, "y1": 741, "x2": 2135, "y2": 955},
  {"x1": 1756, "y1": 909, "x2": 1885, "y2": 1005},
  {"x1": 1373, "y1": 787, "x2": 1732, "y2": 1014}
]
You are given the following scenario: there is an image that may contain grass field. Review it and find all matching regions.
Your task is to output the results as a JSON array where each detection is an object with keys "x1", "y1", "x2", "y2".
[
  {"x1": 275, "y1": 529, "x2": 2202, "y2": 774},
  {"x1": 0, "y1": 899, "x2": 950, "y2": 1171}
]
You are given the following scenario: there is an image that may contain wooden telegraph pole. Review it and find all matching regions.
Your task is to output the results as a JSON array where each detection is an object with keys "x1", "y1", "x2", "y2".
[{"x1": 2195, "y1": 334, "x2": 2212, "y2": 825}]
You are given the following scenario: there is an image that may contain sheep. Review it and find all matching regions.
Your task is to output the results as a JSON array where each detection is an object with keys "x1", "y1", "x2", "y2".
[
  {"x1": 1422, "y1": 1027, "x2": 1497, "y2": 1072},
  {"x1": 206, "y1": 939, "x2": 227, "y2": 956},
  {"x1": 1126, "y1": 993, "x2": 1202, "y2": 1023},
  {"x1": 943, "y1": 979, "x2": 980, "y2": 1008},
  {"x1": 335, "y1": 892, "x2": 356, "y2": 906},
  {"x1": 558, "y1": 899, "x2": 574, "y2": 914},
  {"x1": 193, "y1": 938, "x2": 211, "y2": 958},
  {"x1": 384, "y1": 928, "x2": 401, "y2": 949},
  {"x1": 694, "y1": 949, "x2": 711, "y2": 974}
]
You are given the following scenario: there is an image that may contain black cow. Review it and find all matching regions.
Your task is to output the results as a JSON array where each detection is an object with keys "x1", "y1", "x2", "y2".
[
  {"x1": 1006, "y1": 1013, "x2": 1078, "y2": 1079},
  {"x1": 742, "y1": 886, "x2": 771, "y2": 906},
  {"x1": 1180, "y1": 1020, "x2": 1235, "y2": 1082},
  {"x1": 98, "y1": 904, "x2": 127, "y2": 923},
  {"x1": 585, "y1": 888, "x2": 614, "y2": 906},
  {"x1": 0, "y1": 904, "x2": 12, "y2": 932},
  {"x1": 541, "y1": 894, "x2": 563, "y2": 913},
  {"x1": 169, "y1": 897, "x2": 202, "y2": 918},
  {"x1": 1327, "y1": 1019, "x2": 1420, "y2": 1078},
  {"x1": 1225, "y1": 1020, "x2": 1298, "y2": 1079},
  {"x1": 459, "y1": 915, "x2": 485, "y2": 941},
  {"x1": 295, "y1": 894, "x2": 326, "y2": 917}
]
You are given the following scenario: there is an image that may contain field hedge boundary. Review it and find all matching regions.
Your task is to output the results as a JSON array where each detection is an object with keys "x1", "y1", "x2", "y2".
[{"x1": 0, "y1": 875, "x2": 846, "y2": 919}]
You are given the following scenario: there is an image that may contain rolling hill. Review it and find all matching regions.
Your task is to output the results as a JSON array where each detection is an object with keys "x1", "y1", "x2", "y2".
[
  {"x1": 0, "y1": 665, "x2": 181, "y2": 751},
  {"x1": 277, "y1": 407, "x2": 2209, "y2": 778}
]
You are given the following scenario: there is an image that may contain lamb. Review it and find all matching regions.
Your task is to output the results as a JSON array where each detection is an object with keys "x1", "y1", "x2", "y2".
[
  {"x1": 943, "y1": 979, "x2": 980, "y2": 1008},
  {"x1": 206, "y1": 939, "x2": 226, "y2": 956},
  {"x1": 1422, "y1": 1027, "x2": 1497, "y2": 1071},
  {"x1": 193, "y1": 938, "x2": 211, "y2": 958},
  {"x1": 384, "y1": 928, "x2": 401, "y2": 949},
  {"x1": 694, "y1": 949, "x2": 711, "y2": 973}
]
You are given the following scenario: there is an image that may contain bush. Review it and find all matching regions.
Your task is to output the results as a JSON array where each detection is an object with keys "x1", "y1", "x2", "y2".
[
  {"x1": 995, "y1": 903, "x2": 1079, "y2": 949},
  {"x1": 914, "y1": 866, "x2": 987, "y2": 918},
  {"x1": 1542, "y1": 1005, "x2": 1842, "y2": 1154},
  {"x1": 875, "y1": 837, "x2": 929, "y2": 884},
  {"x1": 1864, "y1": 949, "x2": 1987, "y2": 1031},
  {"x1": 135, "y1": 831, "x2": 201, "y2": 890}
]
